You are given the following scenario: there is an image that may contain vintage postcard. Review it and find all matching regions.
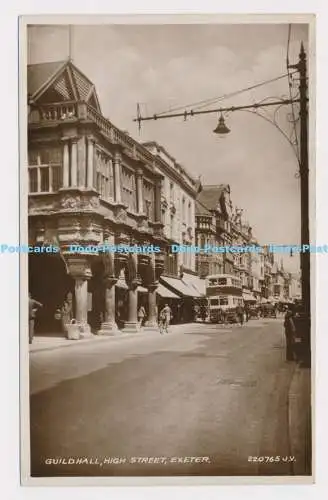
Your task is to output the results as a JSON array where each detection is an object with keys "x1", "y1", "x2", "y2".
[{"x1": 19, "y1": 14, "x2": 315, "y2": 485}]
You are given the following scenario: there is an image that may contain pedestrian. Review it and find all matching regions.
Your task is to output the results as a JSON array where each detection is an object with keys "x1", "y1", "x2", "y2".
[
  {"x1": 159, "y1": 303, "x2": 172, "y2": 334},
  {"x1": 284, "y1": 304, "x2": 296, "y2": 361},
  {"x1": 200, "y1": 304, "x2": 207, "y2": 322},
  {"x1": 236, "y1": 304, "x2": 244, "y2": 327},
  {"x1": 61, "y1": 299, "x2": 73, "y2": 334},
  {"x1": 29, "y1": 293, "x2": 43, "y2": 344},
  {"x1": 218, "y1": 307, "x2": 225, "y2": 327},
  {"x1": 138, "y1": 305, "x2": 146, "y2": 327},
  {"x1": 244, "y1": 303, "x2": 250, "y2": 322}
]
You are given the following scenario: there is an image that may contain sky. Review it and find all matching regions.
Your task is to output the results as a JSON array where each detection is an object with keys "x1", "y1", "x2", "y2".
[{"x1": 27, "y1": 22, "x2": 310, "y2": 273}]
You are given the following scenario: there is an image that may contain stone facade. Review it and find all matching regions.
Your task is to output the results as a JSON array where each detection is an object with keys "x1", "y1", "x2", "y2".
[
  {"x1": 27, "y1": 60, "x2": 194, "y2": 336},
  {"x1": 143, "y1": 141, "x2": 198, "y2": 275}
]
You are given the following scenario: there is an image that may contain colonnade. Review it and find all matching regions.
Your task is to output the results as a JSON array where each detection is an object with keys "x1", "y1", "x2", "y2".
[{"x1": 67, "y1": 251, "x2": 159, "y2": 337}]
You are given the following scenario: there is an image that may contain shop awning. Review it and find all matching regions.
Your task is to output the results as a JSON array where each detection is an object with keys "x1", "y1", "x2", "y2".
[
  {"x1": 138, "y1": 286, "x2": 148, "y2": 293},
  {"x1": 156, "y1": 283, "x2": 180, "y2": 299},
  {"x1": 181, "y1": 273, "x2": 205, "y2": 298},
  {"x1": 243, "y1": 291, "x2": 257, "y2": 302},
  {"x1": 160, "y1": 276, "x2": 195, "y2": 297}
]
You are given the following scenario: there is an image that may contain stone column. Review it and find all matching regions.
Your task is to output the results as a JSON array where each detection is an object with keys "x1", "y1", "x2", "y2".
[
  {"x1": 122, "y1": 252, "x2": 140, "y2": 333},
  {"x1": 122, "y1": 285, "x2": 139, "y2": 333},
  {"x1": 87, "y1": 136, "x2": 94, "y2": 189},
  {"x1": 144, "y1": 253, "x2": 158, "y2": 329},
  {"x1": 77, "y1": 136, "x2": 87, "y2": 188},
  {"x1": 71, "y1": 138, "x2": 78, "y2": 187},
  {"x1": 74, "y1": 278, "x2": 91, "y2": 336},
  {"x1": 155, "y1": 179, "x2": 162, "y2": 223},
  {"x1": 136, "y1": 168, "x2": 144, "y2": 214},
  {"x1": 144, "y1": 284, "x2": 158, "y2": 329},
  {"x1": 113, "y1": 152, "x2": 122, "y2": 203},
  {"x1": 68, "y1": 257, "x2": 92, "y2": 338},
  {"x1": 62, "y1": 139, "x2": 69, "y2": 188},
  {"x1": 98, "y1": 277, "x2": 120, "y2": 335}
]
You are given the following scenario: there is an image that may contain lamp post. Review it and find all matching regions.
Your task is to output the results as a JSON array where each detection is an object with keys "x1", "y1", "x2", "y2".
[{"x1": 134, "y1": 42, "x2": 310, "y2": 362}]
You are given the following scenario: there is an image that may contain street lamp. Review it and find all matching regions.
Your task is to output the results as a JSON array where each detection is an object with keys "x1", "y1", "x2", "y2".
[{"x1": 213, "y1": 113, "x2": 230, "y2": 135}]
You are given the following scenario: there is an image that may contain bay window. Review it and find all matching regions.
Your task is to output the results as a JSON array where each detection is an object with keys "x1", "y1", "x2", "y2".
[
  {"x1": 28, "y1": 146, "x2": 62, "y2": 193},
  {"x1": 121, "y1": 166, "x2": 137, "y2": 212},
  {"x1": 142, "y1": 179, "x2": 155, "y2": 221}
]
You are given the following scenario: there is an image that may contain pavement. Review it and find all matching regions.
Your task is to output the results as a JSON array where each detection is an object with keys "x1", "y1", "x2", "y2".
[
  {"x1": 28, "y1": 323, "x2": 196, "y2": 353},
  {"x1": 27, "y1": 318, "x2": 312, "y2": 479}
]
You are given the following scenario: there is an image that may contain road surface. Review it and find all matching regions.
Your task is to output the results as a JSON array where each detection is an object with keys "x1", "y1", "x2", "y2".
[{"x1": 29, "y1": 319, "x2": 307, "y2": 477}]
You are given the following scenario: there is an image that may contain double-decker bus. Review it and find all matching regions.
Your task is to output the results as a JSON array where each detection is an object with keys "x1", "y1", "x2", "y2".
[{"x1": 205, "y1": 274, "x2": 243, "y2": 323}]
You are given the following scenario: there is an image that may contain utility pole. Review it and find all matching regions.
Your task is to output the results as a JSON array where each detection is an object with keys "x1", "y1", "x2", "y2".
[
  {"x1": 299, "y1": 42, "x2": 310, "y2": 318},
  {"x1": 290, "y1": 42, "x2": 311, "y2": 365}
]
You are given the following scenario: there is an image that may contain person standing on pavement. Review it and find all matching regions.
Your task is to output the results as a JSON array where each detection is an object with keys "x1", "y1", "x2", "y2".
[
  {"x1": 137, "y1": 305, "x2": 146, "y2": 328},
  {"x1": 244, "y1": 303, "x2": 250, "y2": 322},
  {"x1": 29, "y1": 293, "x2": 43, "y2": 344},
  {"x1": 159, "y1": 303, "x2": 172, "y2": 334},
  {"x1": 284, "y1": 304, "x2": 296, "y2": 361},
  {"x1": 236, "y1": 304, "x2": 244, "y2": 327},
  {"x1": 61, "y1": 298, "x2": 73, "y2": 335}
]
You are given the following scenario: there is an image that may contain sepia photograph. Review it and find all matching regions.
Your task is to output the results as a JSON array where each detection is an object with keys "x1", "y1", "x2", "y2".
[{"x1": 20, "y1": 15, "x2": 314, "y2": 484}]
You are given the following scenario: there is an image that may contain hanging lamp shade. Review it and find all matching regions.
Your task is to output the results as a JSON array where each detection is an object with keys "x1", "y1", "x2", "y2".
[{"x1": 213, "y1": 113, "x2": 230, "y2": 135}]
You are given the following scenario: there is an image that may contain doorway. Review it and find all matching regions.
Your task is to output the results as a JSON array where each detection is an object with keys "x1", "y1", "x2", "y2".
[{"x1": 28, "y1": 253, "x2": 73, "y2": 335}]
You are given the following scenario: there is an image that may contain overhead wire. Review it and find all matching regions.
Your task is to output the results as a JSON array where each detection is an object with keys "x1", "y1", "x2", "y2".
[
  {"x1": 286, "y1": 23, "x2": 300, "y2": 160},
  {"x1": 153, "y1": 72, "x2": 296, "y2": 117}
]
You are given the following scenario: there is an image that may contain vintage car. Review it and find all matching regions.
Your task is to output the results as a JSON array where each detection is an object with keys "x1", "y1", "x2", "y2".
[
  {"x1": 209, "y1": 307, "x2": 239, "y2": 324},
  {"x1": 247, "y1": 305, "x2": 260, "y2": 319},
  {"x1": 260, "y1": 303, "x2": 277, "y2": 318}
]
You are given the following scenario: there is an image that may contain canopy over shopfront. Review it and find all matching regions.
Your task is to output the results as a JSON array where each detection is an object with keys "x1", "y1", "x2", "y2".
[
  {"x1": 160, "y1": 276, "x2": 196, "y2": 297},
  {"x1": 181, "y1": 273, "x2": 206, "y2": 298},
  {"x1": 156, "y1": 283, "x2": 180, "y2": 299},
  {"x1": 242, "y1": 290, "x2": 257, "y2": 303}
]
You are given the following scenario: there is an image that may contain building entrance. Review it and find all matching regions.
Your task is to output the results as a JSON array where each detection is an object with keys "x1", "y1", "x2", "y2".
[{"x1": 28, "y1": 253, "x2": 73, "y2": 334}]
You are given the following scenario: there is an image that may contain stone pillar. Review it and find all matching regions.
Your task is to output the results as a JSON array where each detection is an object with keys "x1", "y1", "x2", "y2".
[
  {"x1": 136, "y1": 168, "x2": 144, "y2": 214},
  {"x1": 144, "y1": 284, "x2": 158, "y2": 329},
  {"x1": 155, "y1": 179, "x2": 162, "y2": 222},
  {"x1": 98, "y1": 277, "x2": 120, "y2": 335},
  {"x1": 122, "y1": 286, "x2": 139, "y2": 333},
  {"x1": 87, "y1": 136, "x2": 94, "y2": 189},
  {"x1": 71, "y1": 138, "x2": 78, "y2": 187},
  {"x1": 122, "y1": 252, "x2": 140, "y2": 333},
  {"x1": 144, "y1": 253, "x2": 158, "y2": 330},
  {"x1": 67, "y1": 257, "x2": 92, "y2": 338},
  {"x1": 114, "y1": 152, "x2": 122, "y2": 203},
  {"x1": 74, "y1": 278, "x2": 91, "y2": 335},
  {"x1": 77, "y1": 136, "x2": 87, "y2": 188},
  {"x1": 62, "y1": 139, "x2": 70, "y2": 188}
]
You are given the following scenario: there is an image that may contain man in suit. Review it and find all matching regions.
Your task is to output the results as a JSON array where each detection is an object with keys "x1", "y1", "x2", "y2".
[
  {"x1": 29, "y1": 293, "x2": 43, "y2": 344},
  {"x1": 284, "y1": 304, "x2": 296, "y2": 361}
]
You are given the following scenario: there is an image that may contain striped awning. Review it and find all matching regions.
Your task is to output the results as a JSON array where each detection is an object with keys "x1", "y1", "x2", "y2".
[
  {"x1": 156, "y1": 283, "x2": 179, "y2": 299},
  {"x1": 160, "y1": 276, "x2": 195, "y2": 297},
  {"x1": 242, "y1": 291, "x2": 257, "y2": 302},
  {"x1": 181, "y1": 273, "x2": 205, "y2": 297}
]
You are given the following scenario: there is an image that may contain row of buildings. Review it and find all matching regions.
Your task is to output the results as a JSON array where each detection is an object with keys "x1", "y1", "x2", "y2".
[
  {"x1": 195, "y1": 185, "x2": 302, "y2": 305},
  {"x1": 27, "y1": 59, "x2": 301, "y2": 338}
]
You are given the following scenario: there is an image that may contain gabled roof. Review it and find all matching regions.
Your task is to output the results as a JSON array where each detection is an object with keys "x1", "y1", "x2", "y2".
[
  {"x1": 197, "y1": 184, "x2": 230, "y2": 212},
  {"x1": 28, "y1": 59, "x2": 101, "y2": 113},
  {"x1": 195, "y1": 199, "x2": 212, "y2": 216},
  {"x1": 27, "y1": 61, "x2": 66, "y2": 98}
]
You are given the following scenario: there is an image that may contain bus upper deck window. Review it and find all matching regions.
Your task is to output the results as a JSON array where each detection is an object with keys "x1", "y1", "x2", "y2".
[{"x1": 218, "y1": 278, "x2": 227, "y2": 286}]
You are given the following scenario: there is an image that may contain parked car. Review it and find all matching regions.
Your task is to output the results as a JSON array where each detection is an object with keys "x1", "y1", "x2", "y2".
[
  {"x1": 248, "y1": 305, "x2": 260, "y2": 319},
  {"x1": 261, "y1": 303, "x2": 277, "y2": 318}
]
